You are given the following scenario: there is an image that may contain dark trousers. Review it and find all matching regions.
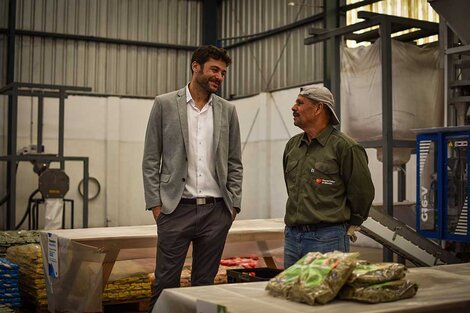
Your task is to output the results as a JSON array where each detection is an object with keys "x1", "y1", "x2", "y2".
[{"x1": 147, "y1": 201, "x2": 232, "y2": 312}]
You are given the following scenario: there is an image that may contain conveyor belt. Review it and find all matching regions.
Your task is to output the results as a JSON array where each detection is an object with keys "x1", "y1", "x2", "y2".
[{"x1": 360, "y1": 208, "x2": 462, "y2": 266}]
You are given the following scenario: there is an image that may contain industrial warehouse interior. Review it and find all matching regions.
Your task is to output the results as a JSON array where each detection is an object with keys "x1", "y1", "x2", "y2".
[{"x1": 1, "y1": 0, "x2": 469, "y2": 312}]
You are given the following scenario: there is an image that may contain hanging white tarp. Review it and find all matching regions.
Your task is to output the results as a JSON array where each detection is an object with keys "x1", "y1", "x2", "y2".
[{"x1": 340, "y1": 39, "x2": 444, "y2": 165}]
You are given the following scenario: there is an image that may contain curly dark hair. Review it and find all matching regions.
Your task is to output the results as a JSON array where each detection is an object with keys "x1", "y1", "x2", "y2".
[{"x1": 190, "y1": 45, "x2": 231, "y2": 73}]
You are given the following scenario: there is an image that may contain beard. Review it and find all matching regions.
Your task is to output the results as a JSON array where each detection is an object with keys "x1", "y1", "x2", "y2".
[{"x1": 195, "y1": 70, "x2": 221, "y2": 94}]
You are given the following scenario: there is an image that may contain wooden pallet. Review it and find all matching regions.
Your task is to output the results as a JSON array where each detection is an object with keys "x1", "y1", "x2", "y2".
[
  {"x1": 19, "y1": 298, "x2": 150, "y2": 313},
  {"x1": 103, "y1": 298, "x2": 150, "y2": 313},
  {"x1": 19, "y1": 299, "x2": 150, "y2": 313},
  {"x1": 18, "y1": 301, "x2": 48, "y2": 313}
]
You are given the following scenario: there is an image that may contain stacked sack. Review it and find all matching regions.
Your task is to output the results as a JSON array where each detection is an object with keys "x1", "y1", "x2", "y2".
[
  {"x1": 103, "y1": 260, "x2": 153, "y2": 302},
  {"x1": 103, "y1": 273, "x2": 152, "y2": 301},
  {"x1": 338, "y1": 260, "x2": 418, "y2": 303},
  {"x1": 0, "y1": 231, "x2": 40, "y2": 258},
  {"x1": 153, "y1": 256, "x2": 260, "y2": 289},
  {"x1": 0, "y1": 258, "x2": 20, "y2": 309},
  {"x1": 6, "y1": 244, "x2": 47, "y2": 309},
  {"x1": 266, "y1": 251, "x2": 418, "y2": 305},
  {"x1": 0, "y1": 304, "x2": 15, "y2": 313},
  {"x1": 220, "y1": 256, "x2": 259, "y2": 269}
]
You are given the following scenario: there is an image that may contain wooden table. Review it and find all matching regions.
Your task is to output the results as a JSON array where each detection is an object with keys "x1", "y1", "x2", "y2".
[{"x1": 39, "y1": 218, "x2": 285, "y2": 312}]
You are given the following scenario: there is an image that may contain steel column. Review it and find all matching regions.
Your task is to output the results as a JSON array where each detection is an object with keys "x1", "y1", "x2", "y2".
[
  {"x1": 83, "y1": 158, "x2": 89, "y2": 228},
  {"x1": 331, "y1": 35, "x2": 341, "y2": 127},
  {"x1": 397, "y1": 163, "x2": 407, "y2": 264},
  {"x1": 6, "y1": 0, "x2": 16, "y2": 84},
  {"x1": 381, "y1": 20, "x2": 394, "y2": 262},
  {"x1": 6, "y1": 84, "x2": 17, "y2": 230},
  {"x1": 37, "y1": 96, "x2": 44, "y2": 153},
  {"x1": 5, "y1": 0, "x2": 17, "y2": 230},
  {"x1": 58, "y1": 89, "x2": 65, "y2": 169},
  {"x1": 323, "y1": 0, "x2": 339, "y2": 90},
  {"x1": 398, "y1": 164, "x2": 406, "y2": 202},
  {"x1": 202, "y1": 0, "x2": 218, "y2": 46}
]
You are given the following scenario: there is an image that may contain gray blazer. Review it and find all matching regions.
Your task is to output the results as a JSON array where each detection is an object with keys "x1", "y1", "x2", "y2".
[{"x1": 142, "y1": 87, "x2": 243, "y2": 214}]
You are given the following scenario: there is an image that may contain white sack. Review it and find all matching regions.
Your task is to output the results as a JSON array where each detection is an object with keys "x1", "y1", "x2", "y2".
[
  {"x1": 340, "y1": 39, "x2": 444, "y2": 165},
  {"x1": 44, "y1": 198, "x2": 64, "y2": 230}
]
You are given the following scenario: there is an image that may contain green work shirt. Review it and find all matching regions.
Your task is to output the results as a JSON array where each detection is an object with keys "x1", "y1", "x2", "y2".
[{"x1": 283, "y1": 125, "x2": 374, "y2": 226}]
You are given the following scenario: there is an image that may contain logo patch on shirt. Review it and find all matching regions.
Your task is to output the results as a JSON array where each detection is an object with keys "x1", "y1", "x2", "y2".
[{"x1": 315, "y1": 178, "x2": 335, "y2": 185}]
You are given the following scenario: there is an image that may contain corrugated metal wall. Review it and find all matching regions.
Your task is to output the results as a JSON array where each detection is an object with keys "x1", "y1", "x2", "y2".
[
  {"x1": 0, "y1": 0, "x2": 441, "y2": 98},
  {"x1": 3, "y1": 0, "x2": 202, "y2": 97},
  {"x1": 2, "y1": 0, "x2": 325, "y2": 98},
  {"x1": 220, "y1": 0, "x2": 324, "y2": 99}
]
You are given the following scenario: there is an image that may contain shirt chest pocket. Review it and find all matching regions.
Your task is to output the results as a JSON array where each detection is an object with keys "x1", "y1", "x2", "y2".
[
  {"x1": 314, "y1": 160, "x2": 339, "y2": 178},
  {"x1": 312, "y1": 160, "x2": 341, "y2": 196}
]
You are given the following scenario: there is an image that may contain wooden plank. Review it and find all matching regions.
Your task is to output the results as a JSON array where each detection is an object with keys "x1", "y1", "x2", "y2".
[{"x1": 103, "y1": 298, "x2": 149, "y2": 313}]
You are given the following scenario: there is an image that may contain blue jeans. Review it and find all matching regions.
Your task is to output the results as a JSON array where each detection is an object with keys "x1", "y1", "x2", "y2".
[{"x1": 284, "y1": 224, "x2": 349, "y2": 269}]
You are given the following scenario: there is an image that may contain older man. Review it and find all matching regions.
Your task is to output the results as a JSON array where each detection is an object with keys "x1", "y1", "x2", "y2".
[{"x1": 283, "y1": 85, "x2": 374, "y2": 268}]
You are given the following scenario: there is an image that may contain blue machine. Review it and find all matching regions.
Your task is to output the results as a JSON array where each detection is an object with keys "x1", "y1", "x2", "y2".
[{"x1": 416, "y1": 126, "x2": 470, "y2": 241}]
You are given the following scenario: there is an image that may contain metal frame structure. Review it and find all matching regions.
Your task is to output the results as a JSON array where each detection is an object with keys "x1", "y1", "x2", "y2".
[
  {"x1": 443, "y1": 17, "x2": 470, "y2": 127},
  {"x1": 304, "y1": 11, "x2": 439, "y2": 261},
  {"x1": 219, "y1": 0, "x2": 384, "y2": 49},
  {"x1": 0, "y1": 82, "x2": 92, "y2": 230},
  {"x1": 362, "y1": 207, "x2": 461, "y2": 266},
  {"x1": 428, "y1": 0, "x2": 470, "y2": 127},
  {"x1": 29, "y1": 198, "x2": 75, "y2": 230}
]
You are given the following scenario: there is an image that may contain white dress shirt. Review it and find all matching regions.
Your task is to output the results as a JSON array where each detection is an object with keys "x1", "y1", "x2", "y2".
[{"x1": 182, "y1": 85, "x2": 222, "y2": 199}]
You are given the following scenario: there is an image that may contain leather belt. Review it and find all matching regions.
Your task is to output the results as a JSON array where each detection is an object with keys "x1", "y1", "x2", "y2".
[
  {"x1": 288, "y1": 222, "x2": 344, "y2": 233},
  {"x1": 179, "y1": 197, "x2": 224, "y2": 205}
]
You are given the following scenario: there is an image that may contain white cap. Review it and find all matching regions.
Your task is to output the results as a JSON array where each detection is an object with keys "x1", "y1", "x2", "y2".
[{"x1": 299, "y1": 85, "x2": 339, "y2": 125}]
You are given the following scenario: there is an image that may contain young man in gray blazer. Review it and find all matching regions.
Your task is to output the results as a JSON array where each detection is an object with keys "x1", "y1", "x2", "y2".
[{"x1": 142, "y1": 45, "x2": 243, "y2": 312}]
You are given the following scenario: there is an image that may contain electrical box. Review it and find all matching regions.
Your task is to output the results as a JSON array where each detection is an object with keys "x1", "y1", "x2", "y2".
[{"x1": 416, "y1": 126, "x2": 470, "y2": 241}]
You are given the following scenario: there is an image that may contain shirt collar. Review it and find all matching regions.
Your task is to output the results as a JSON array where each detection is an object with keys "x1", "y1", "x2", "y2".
[
  {"x1": 186, "y1": 83, "x2": 213, "y2": 106},
  {"x1": 300, "y1": 125, "x2": 335, "y2": 147}
]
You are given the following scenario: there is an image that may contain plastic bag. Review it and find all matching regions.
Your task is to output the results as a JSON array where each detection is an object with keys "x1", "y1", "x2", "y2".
[
  {"x1": 266, "y1": 251, "x2": 359, "y2": 305},
  {"x1": 339, "y1": 279, "x2": 418, "y2": 303},
  {"x1": 347, "y1": 261, "x2": 406, "y2": 287}
]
